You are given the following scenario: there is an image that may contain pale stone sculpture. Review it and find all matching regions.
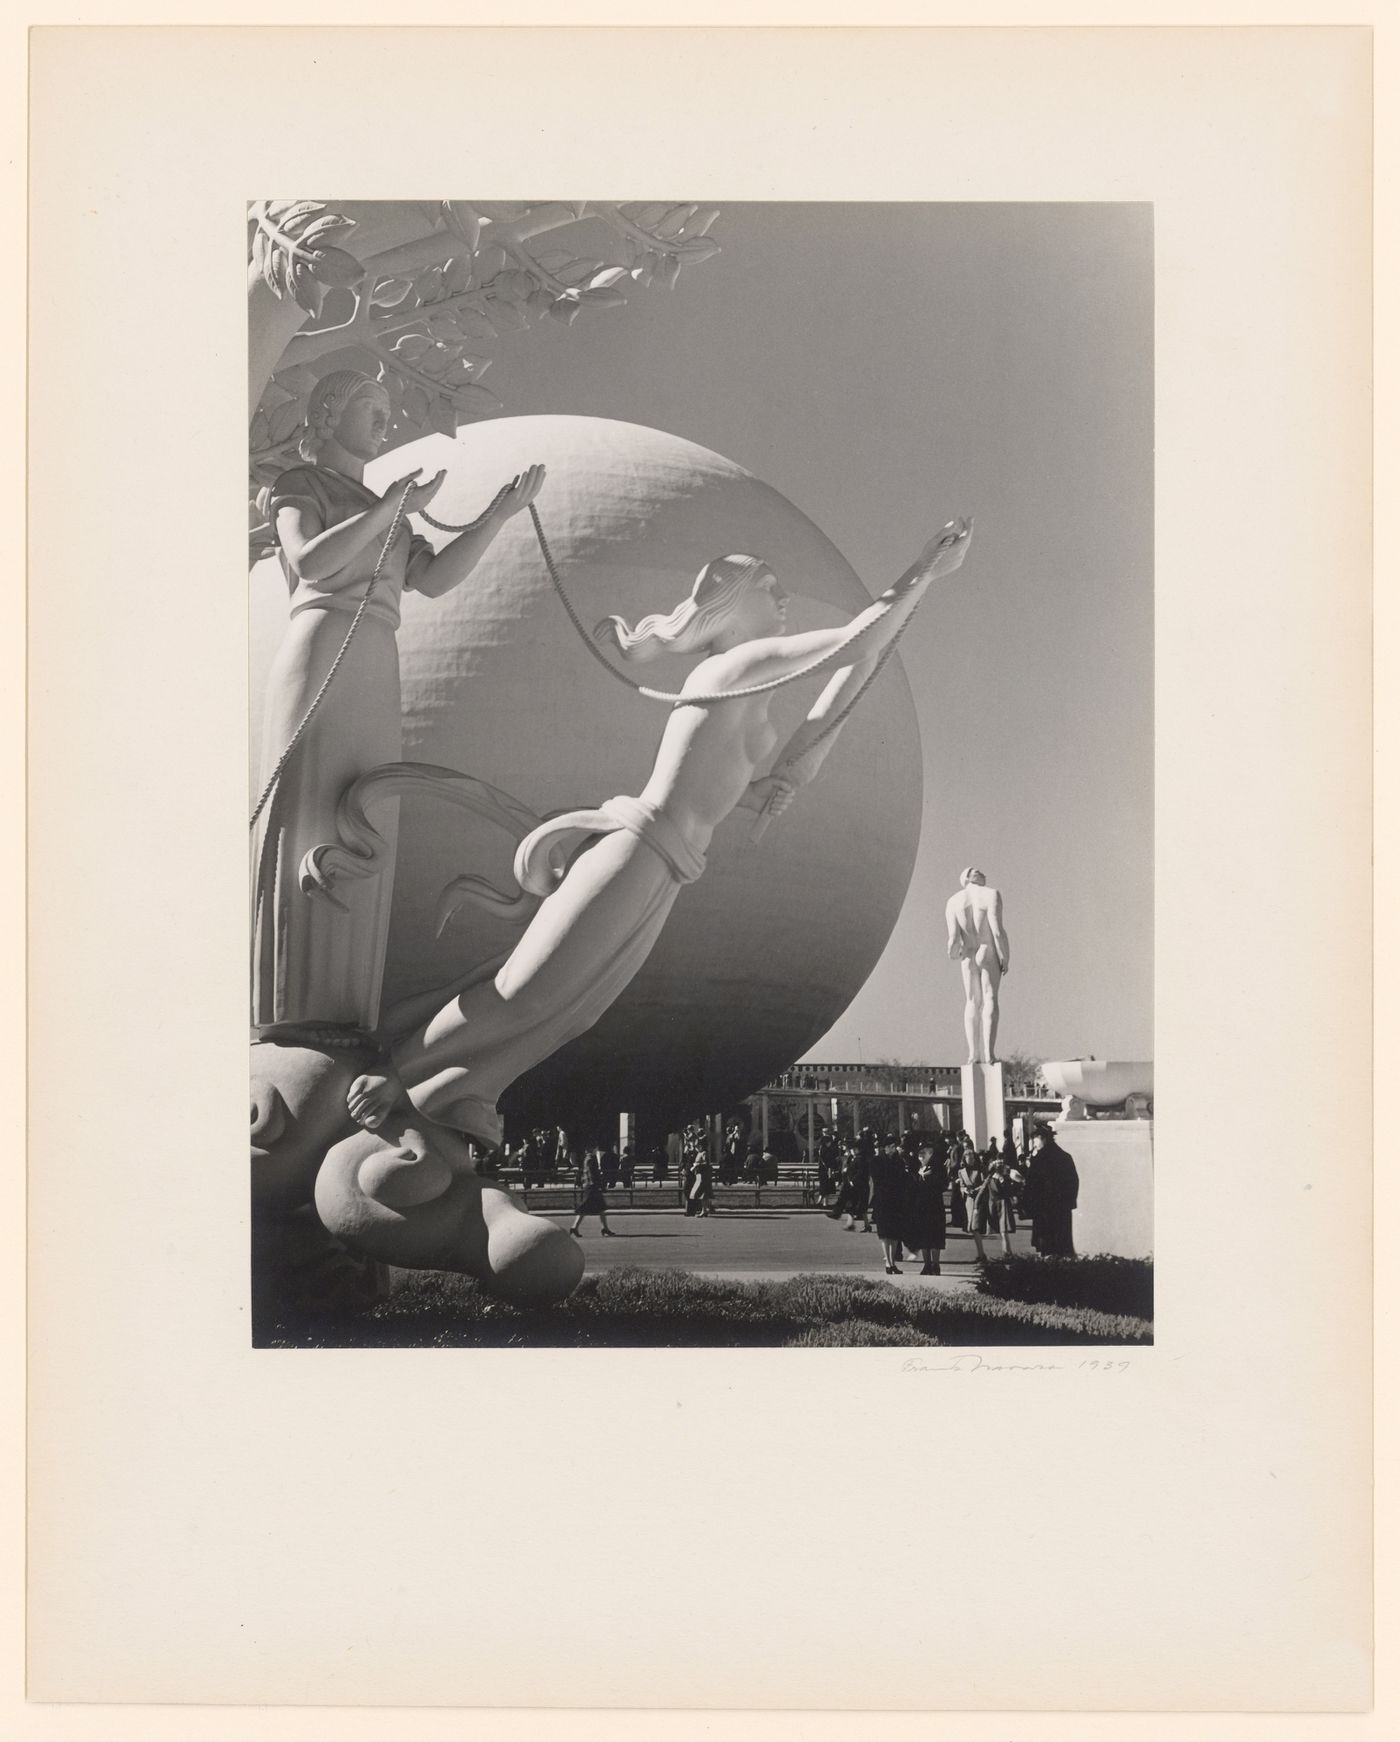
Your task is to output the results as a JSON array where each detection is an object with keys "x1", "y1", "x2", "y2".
[
  {"x1": 251, "y1": 368, "x2": 543, "y2": 1032},
  {"x1": 261, "y1": 413, "x2": 927, "y2": 1124},
  {"x1": 340, "y1": 518, "x2": 975, "y2": 1140},
  {"x1": 249, "y1": 200, "x2": 725, "y2": 560},
  {"x1": 945, "y1": 868, "x2": 1010, "y2": 1065},
  {"x1": 251, "y1": 1039, "x2": 584, "y2": 1315}
]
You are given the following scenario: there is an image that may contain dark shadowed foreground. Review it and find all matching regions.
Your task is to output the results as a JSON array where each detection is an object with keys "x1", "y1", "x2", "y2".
[{"x1": 258, "y1": 1261, "x2": 1154, "y2": 1349}]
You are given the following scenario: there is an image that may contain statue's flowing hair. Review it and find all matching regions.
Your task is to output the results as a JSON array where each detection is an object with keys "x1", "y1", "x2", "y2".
[
  {"x1": 298, "y1": 369, "x2": 390, "y2": 463},
  {"x1": 593, "y1": 554, "x2": 773, "y2": 664}
]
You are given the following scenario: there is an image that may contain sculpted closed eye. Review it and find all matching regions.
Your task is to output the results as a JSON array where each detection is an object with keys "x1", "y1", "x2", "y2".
[{"x1": 250, "y1": 1090, "x2": 289, "y2": 1149}]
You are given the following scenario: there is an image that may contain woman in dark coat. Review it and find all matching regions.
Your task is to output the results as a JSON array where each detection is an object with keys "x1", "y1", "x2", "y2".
[
  {"x1": 903, "y1": 1141, "x2": 947, "y2": 1275},
  {"x1": 570, "y1": 1148, "x2": 615, "y2": 1237},
  {"x1": 869, "y1": 1139, "x2": 908, "y2": 1274},
  {"x1": 1026, "y1": 1127, "x2": 1079, "y2": 1256}
]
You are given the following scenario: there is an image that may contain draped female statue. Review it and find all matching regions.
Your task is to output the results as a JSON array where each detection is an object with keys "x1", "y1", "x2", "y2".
[{"x1": 251, "y1": 368, "x2": 542, "y2": 1034}]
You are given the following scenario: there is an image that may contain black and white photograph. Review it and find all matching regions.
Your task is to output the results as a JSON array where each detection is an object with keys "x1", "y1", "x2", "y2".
[
  {"x1": 248, "y1": 199, "x2": 1154, "y2": 1347},
  {"x1": 24, "y1": 20, "x2": 1373, "y2": 1722}
]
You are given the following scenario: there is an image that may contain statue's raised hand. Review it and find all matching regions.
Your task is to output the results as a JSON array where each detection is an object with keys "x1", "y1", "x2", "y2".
[
  {"x1": 385, "y1": 467, "x2": 447, "y2": 515},
  {"x1": 740, "y1": 774, "x2": 797, "y2": 818},
  {"x1": 495, "y1": 463, "x2": 547, "y2": 522},
  {"x1": 920, "y1": 515, "x2": 974, "y2": 579}
]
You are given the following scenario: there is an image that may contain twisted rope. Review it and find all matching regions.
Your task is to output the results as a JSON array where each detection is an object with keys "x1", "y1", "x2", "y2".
[
  {"x1": 524, "y1": 503, "x2": 918, "y2": 708},
  {"x1": 249, "y1": 484, "x2": 414, "y2": 830}
]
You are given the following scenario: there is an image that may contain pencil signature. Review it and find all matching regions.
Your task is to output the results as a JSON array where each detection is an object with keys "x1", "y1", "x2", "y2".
[{"x1": 900, "y1": 1354, "x2": 1134, "y2": 1374}]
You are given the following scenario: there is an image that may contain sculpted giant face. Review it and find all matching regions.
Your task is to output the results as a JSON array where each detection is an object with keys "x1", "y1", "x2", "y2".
[
  {"x1": 313, "y1": 1113, "x2": 583, "y2": 1303},
  {"x1": 251, "y1": 1043, "x2": 361, "y2": 1213}
]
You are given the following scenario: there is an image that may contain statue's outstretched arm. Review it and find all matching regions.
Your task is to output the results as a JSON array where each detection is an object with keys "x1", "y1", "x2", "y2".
[{"x1": 716, "y1": 517, "x2": 973, "y2": 693}]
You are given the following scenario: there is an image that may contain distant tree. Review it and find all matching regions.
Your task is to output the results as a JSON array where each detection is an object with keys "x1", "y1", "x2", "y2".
[{"x1": 999, "y1": 1050, "x2": 1044, "y2": 1095}]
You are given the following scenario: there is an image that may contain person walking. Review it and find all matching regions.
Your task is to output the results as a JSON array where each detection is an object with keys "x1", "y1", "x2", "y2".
[
  {"x1": 689, "y1": 1153, "x2": 715, "y2": 1217},
  {"x1": 570, "y1": 1147, "x2": 616, "y2": 1237}
]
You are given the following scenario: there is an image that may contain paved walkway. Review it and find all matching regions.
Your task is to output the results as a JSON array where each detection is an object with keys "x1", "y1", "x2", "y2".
[{"x1": 543, "y1": 1205, "x2": 1035, "y2": 1288}]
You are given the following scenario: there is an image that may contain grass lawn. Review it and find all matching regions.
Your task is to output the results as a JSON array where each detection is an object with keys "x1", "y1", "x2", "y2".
[{"x1": 259, "y1": 1263, "x2": 1154, "y2": 1349}]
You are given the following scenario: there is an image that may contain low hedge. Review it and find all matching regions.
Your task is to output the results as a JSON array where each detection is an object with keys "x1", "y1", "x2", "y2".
[
  {"x1": 262, "y1": 1264, "x2": 1152, "y2": 1349},
  {"x1": 974, "y1": 1253, "x2": 1153, "y2": 1318}
]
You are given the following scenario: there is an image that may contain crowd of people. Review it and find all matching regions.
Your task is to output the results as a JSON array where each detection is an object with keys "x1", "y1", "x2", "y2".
[
  {"x1": 821, "y1": 1122, "x2": 1079, "y2": 1272},
  {"x1": 511, "y1": 1115, "x2": 1081, "y2": 1269}
]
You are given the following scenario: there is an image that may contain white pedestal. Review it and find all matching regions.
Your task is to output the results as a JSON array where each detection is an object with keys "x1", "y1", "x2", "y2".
[
  {"x1": 959, "y1": 1062, "x2": 1006, "y2": 1149},
  {"x1": 1053, "y1": 1119, "x2": 1154, "y2": 1258}
]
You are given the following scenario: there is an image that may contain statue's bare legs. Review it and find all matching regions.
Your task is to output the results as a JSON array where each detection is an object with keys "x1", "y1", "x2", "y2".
[{"x1": 960, "y1": 947, "x2": 1003, "y2": 1065}]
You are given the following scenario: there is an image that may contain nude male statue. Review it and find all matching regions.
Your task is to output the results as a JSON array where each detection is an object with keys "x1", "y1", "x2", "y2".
[{"x1": 945, "y1": 867, "x2": 1010, "y2": 1065}]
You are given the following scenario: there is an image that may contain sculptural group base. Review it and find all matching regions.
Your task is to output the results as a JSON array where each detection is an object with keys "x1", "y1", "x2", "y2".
[
  {"x1": 1055, "y1": 1119, "x2": 1154, "y2": 1259},
  {"x1": 960, "y1": 1061, "x2": 1006, "y2": 1150}
]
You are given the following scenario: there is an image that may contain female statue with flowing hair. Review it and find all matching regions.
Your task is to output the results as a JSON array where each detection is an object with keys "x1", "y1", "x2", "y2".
[
  {"x1": 252, "y1": 368, "x2": 544, "y2": 1035},
  {"x1": 344, "y1": 517, "x2": 974, "y2": 1141}
]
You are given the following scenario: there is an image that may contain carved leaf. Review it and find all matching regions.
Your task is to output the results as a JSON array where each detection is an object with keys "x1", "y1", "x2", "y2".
[
  {"x1": 655, "y1": 204, "x2": 698, "y2": 240},
  {"x1": 271, "y1": 363, "x2": 320, "y2": 400},
  {"x1": 391, "y1": 333, "x2": 432, "y2": 362},
  {"x1": 416, "y1": 346, "x2": 451, "y2": 377},
  {"x1": 268, "y1": 401, "x2": 305, "y2": 446},
  {"x1": 306, "y1": 245, "x2": 364, "y2": 288},
  {"x1": 582, "y1": 286, "x2": 628, "y2": 310},
  {"x1": 371, "y1": 276, "x2": 415, "y2": 309},
  {"x1": 441, "y1": 201, "x2": 482, "y2": 250},
  {"x1": 290, "y1": 261, "x2": 324, "y2": 315},
  {"x1": 444, "y1": 254, "x2": 473, "y2": 295},
  {"x1": 453, "y1": 309, "x2": 499, "y2": 344},
  {"x1": 299, "y1": 212, "x2": 355, "y2": 246},
  {"x1": 428, "y1": 397, "x2": 458, "y2": 438},
  {"x1": 554, "y1": 257, "x2": 605, "y2": 287},
  {"x1": 249, "y1": 409, "x2": 272, "y2": 450},
  {"x1": 588, "y1": 265, "x2": 629, "y2": 290},
  {"x1": 657, "y1": 255, "x2": 682, "y2": 289},
  {"x1": 484, "y1": 296, "x2": 527, "y2": 331},
  {"x1": 452, "y1": 383, "x2": 502, "y2": 415},
  {"x1": 416, "y1": 265, "x2": 444, "y2": 303},
  {"x1": 473, "y1": 242, "x2": 506, "y2": 282},
  {"x1": 536, "y1": 249, "x2": 575, "y2": 272},
  {"x1": 676, "y1": 235, "x2": 721, "y2": 264},
  {"x1": 689, "y1": 205, "x2": 721, "y2": 236},
  {"x1": 263, "y1": 199, "x2": 323, "y2": 226},
  {"x1": 403, "y1": 385, "x2": 431, "y2": 424},
  {"x1": 628, "y1": 203, "x2": 671, "y2": 229}
]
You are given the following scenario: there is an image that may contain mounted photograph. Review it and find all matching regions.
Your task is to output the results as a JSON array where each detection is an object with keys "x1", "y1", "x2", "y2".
[{"x1": 247, "y1": 199, "x2": 1154, "y2": 1349}]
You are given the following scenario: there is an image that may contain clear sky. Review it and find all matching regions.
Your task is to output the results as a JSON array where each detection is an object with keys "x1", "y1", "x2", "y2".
[{"x1": 370, "y1": 203, "x2": 1154, "y2": 1066}]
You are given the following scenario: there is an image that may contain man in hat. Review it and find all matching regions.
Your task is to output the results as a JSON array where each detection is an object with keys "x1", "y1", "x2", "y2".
[
  {"x1": 1024, "y1": 1123, "x2": 1079, "y2": 1257},
  {"x1": 945, "y1": 867, "x2": 1010, "y2": 1065}
]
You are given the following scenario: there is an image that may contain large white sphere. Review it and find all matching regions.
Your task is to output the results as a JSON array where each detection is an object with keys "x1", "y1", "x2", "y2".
[{"x1": 253, "y1": 415, "x2": 922, "y2": 1127}]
